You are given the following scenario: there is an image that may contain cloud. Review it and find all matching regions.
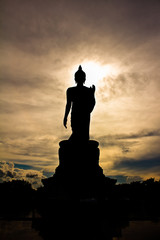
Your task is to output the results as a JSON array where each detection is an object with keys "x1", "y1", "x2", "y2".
[
  {"x1": 97, "y1": 130, "x2": 160, "y2": 180},
  {"x1": 98, "y1": 72, "x2": 148, "y2": 101},
  {"x1": 97, "y1": 66, "x2": 160, "y2": 106},
  {"x1": 0, "y1": 134, "x2": 59, "y2": 167},
  {"x1": 126, "y1": 175, "x2": 143, "y2": 183},
  {"x1": 0, "y1": 160, "x2": 54, "y2": 189},
  {"x1": 107, "y1": 175, "x2": 143, "y2": 184},
  {"x1": 26, "y1": 173, "x2": 39, "y2": 178},
  {"x1": 101, "y1": 129, "x2": 160, "y2": 141},
  {"x1": 98, "y1": 128, "x2": 160, "y2": 151},
  {"x1": 99, "y1": 136, "x2": 137, "y2": 152},
  {"x1": 116, "y1": 129, "x2": 160, "y2": 140},
  {"x1": 113, "y1": 156, "x2": 160, "y2": 176},
  {"x1": 107, "y1": 175, "x2": 128, "y2": 184},
  {"x1": 1, "y1": 0, "x2": 160, "y2": 57}
]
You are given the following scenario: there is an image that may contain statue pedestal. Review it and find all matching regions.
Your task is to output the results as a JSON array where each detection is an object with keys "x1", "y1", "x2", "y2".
[
  {"x1": 58, "y1": 140, "x2": 100, "y2": 174},
  {"x1": 43, "y1": 140, "x2": 105, "y2": 199}
]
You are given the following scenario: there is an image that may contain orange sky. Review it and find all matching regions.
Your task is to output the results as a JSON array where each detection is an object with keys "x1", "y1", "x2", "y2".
[{"x1": 0, "y1": 0, "x2": 160, "y2": 187}]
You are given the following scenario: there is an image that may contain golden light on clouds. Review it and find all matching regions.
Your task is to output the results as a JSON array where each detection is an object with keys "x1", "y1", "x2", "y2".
[{"x1": 71, "y1": 61, "x2": 120, "y2": 88}]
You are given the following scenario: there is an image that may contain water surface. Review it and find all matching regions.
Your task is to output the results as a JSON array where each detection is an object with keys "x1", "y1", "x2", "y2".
[{"x1": 0, "y1": 220, "x2": 160, "y2": 240}]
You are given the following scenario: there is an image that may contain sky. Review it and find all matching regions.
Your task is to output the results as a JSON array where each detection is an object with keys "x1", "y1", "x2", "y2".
[{"x1": 0, "y1": 0, "x2": 160, "y2": 188}]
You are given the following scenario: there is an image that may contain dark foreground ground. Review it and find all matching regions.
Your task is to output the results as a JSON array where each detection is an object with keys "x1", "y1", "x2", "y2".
[{"x1": 0, "y1": 178, "x2": 160, "y2": 240}]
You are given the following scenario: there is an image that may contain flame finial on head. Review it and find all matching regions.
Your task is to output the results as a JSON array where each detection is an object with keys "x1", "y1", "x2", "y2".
[{"x1": 78, "y1": 65, "x2": 82, "y2": 71}]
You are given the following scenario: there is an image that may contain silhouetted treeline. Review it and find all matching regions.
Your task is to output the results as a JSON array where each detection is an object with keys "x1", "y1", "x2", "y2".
[
  {"x1": 0, "y1": 180, "x2": 35, "y2": 218},
  {"x1": 113, "y1": 178, "x2": 160, "y2": 201},
  {"x1": 0, "y1": 177, "x2": 160, "y2": 201},
  {"x1": 37, "y1": 176, "x2": 160, "y2": 202},
  {"x1": 0, "y1": 177, "x2": 160, "y2": 219}
]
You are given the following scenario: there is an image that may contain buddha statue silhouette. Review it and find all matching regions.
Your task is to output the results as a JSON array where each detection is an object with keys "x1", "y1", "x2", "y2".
[{"x1": 63, "y1": 65, "x2": 96, "y2": 141}]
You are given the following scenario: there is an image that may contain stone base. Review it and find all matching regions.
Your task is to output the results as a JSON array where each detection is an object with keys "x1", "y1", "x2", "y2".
[{"x1": 43, "y1": 140, "x2": 105, "y2": 199}]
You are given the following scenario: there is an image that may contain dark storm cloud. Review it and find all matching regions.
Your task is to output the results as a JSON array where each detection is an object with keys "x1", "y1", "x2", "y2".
[
  {"x1": 14, "y1": 163, "x2": 35, "y2": 170},
  {"x1": 1, "y1": 0, "x2": 160, "y2": 55},
  {"x1": 0, "y1": 169, "x2": 5, "y2": 177},
  {"x1": 26, "y1": 173, "x2": 39, "y2": 178},
  {"x1": 0, "y1": 0, "x2": 87, "y2": 54},
  {"x1": 113, "y1": 156, "x2": 160, "y2": 175}
]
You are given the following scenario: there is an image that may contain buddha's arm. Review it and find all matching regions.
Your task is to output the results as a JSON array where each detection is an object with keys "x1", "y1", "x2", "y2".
[
  {"x1": 89, "y1": 85, "x2": 96, "y2": 113},
  {"x1": 63, "y1": 89, "x2": 72, "y2": 128}
]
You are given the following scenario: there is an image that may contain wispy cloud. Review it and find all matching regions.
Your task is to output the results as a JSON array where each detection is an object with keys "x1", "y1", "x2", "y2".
[{"x1": 98, "y1": 129, "x2": 160, "y2": 143}]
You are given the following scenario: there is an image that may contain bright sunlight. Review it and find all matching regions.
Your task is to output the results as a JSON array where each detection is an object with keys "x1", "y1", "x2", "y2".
[{"x1": 71, "y1": 61, "x2": 119, "y2": 87}]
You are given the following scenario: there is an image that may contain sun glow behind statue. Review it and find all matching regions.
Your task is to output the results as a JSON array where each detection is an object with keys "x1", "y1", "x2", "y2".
[{"x1": 71, "y1": 61, "x2": 119, "y2": 88}]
